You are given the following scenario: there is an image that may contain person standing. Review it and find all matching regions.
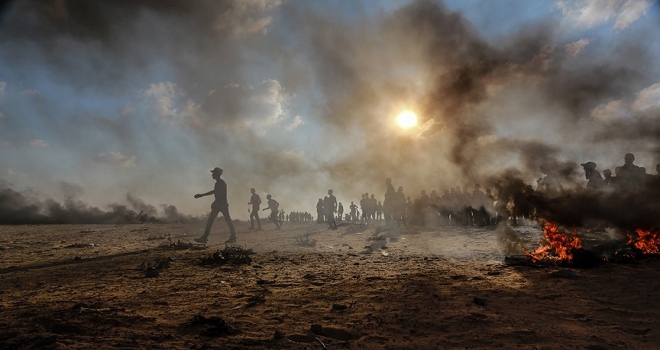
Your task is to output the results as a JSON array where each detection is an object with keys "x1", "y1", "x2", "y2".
[
  {"x1": 248, "y1": 188, "x2": 262, "y2": 231},
  {"x1": 194, "y1": 167, "x2": 237, "y2": 244},
  {"x1": 326, "y1": 189, "x2": 338, "y2": 229}
]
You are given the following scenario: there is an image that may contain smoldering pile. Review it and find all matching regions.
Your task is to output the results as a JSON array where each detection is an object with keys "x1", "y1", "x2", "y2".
[
  {"x1": 0, "y1": 182, "x2": 199, "y2": 225},
  {"x1": 492, "y1": 166, "x2": 660, "y2": 267}
]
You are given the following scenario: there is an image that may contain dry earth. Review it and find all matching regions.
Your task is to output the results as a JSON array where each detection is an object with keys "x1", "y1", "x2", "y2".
[{"x1": 1, "y1": 220, "x2": 659, "y2": 349}]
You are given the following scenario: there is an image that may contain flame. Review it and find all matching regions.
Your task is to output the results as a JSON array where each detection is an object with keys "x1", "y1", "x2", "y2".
[
  {"x1": 627, "y1": 229, "x2": 660, "y2": 255},
  {"x1": 525, "y1": 222, "x2": 582, "y2": 263}
]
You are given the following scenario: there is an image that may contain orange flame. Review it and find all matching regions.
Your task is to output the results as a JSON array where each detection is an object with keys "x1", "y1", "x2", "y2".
[
  {"x1": 627, "y1": 229, "x2": 660, "y2": 255},
  {"x1": 525, "y1": 222, "x2": 582, "y2": 263}
]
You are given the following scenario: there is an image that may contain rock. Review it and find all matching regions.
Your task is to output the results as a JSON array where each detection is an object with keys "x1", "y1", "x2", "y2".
[
  {"x1": 332, "y1": 304, "x2": 348, "y2": 310},
  {"x1": 486, "y1": 271, "x2": 501, "y2": 276},
  {"x1": 273, "y1": 329, "x2": 285, "y2": 340},
  {"x1": 145, "y1": 270, "x2": 160, "y2": 278},
  {"x1": 310, "y1": 324, "x2": 324, "y2": 335},
  {"x1": 473, "y1": 296, "x2": 487, "y2": 306}
]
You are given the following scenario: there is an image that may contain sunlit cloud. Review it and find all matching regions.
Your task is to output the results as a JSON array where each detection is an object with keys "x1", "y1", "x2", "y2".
[
  {"x1": 214, "y1": 0, "x2": 283, "y2": 36},
  {"x1": 632, "y1": 83, "x2": 660, "y2": 112},
  {"x1": 94, "y1": 152, "x2": 137, "y2": 168},
  {"x1": 565, "y1": 38, "x2": 591, "y2": 57},
  {"x1": 286, "y1": 115, "x2": 304, "y2": 131},
  {"x1": 557, "y1": 0, "x2": 652, "y2": 30}
]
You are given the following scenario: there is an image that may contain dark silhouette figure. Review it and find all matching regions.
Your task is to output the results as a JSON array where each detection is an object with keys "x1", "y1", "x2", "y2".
[
  {"x1": 538, "y1": 165, "x2": 563, "y2": 197},
  {"x1": 383, "y1": 178, "x2": 396, "y2": 223},
  {"x1": 195, "y1": 167, "x2": 236, "y2": 244},
  {"x1": 337, "y1": 202, "x2": 344, "y2": 221},
  {"x1": 615, "y1": 153, "x2": 646, "y2": 193},
  {"x1": 262, "y1": 194, "x2": 282, "y2": 229},
  {"x1": 581, "y1": 162, "x2": 604, "y2": 191},
  {"x1": 248, "y1": 188, "x2": 262, "y2": 230},
  {"x1": 327, "y1": 189, "x2": 338, "y2": 229},
  {"x1": 349, "y1": 201, "x2": 358, "y2": 222},
  {"x1": 316, "y1": 198, "x2": 324, "y2": 223}
]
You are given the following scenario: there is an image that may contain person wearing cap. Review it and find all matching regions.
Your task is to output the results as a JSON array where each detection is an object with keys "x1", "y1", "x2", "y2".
[
  {"x1": 194, "y1": 167, "x2": 237, "y2": 244},
  {"x1": 581, "y1": 162, "x2": 604, "y2": 191}
]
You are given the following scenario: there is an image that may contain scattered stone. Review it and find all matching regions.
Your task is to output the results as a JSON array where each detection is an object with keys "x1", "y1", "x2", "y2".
[
  {"x1": 473, "y1": 296, "x2": 487, "y2": 306},
  {"x1": 145, "y1": 270, "x2": 159, "y2": 278},
  {"x1": 140, "y1": 257, "x2": 173, "y2": 278},
  {"x1": 188, "y1": 315, "x2": 236, "y2": 337},
  {"x1": 332, "y1": 304, "x2": 348, "y2": 310},
  {"x1": 295, "y1": 235, "x2": 317, "y2": 247},
  {"x1": 200, "y1": 246, "x2": 254, "y2": 266},
  {"x1": 73, "y1": 256, "x2": 82, "y2": 261},
  {"x1": 273, "y1": 329, "x2": 285, "y2": 340},
  {"x1": 486, "y1": 271, "x2": 501, "y2": 276},
  {"x1": 310, "y1": 324, "x2": 324, "y2": 335}
]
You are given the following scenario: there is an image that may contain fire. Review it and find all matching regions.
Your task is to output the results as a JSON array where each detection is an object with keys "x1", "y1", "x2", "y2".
[
  {"x1": 627, "y1": 229, "x2": 660, "y2": 255},
  {"x1": 525, "y1": 222, "x2": 582, "y2": 263}
]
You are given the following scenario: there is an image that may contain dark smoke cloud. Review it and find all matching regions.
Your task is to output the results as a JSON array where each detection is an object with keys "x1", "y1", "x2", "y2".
[
  {"x1": 1, "y1": 0, "x2": 658, "y2": 222},
  {"x1": 0, "y1": 182, "x2": 198, "y2": 225}
]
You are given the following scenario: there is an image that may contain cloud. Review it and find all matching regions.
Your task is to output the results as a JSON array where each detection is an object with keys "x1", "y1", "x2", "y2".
[
  {"x1": 201, "y1": 79, "x2": 291, "y2": 131},
  {"x1": 29, "y1": 139, "x2": 48, "y2": 148},
  {"x1": 590, "y1": 82, "x2": 660, "y2": 120},
  {"x1": 591, "y1": 100, "x2": 629, "y2": 120},
  {"x1": 94, "y1": 152, "x2": 137, "y2": 168},
  {"x1": 557, "y1": 0, "x2": 652, "y2": 30},
  {"x1": 565, "y1": 38, "x2": 591, "y2": 57},
  {"x1": 0, "y1": 81, "x2": 6, "y2": 98},
  {"x1": 286, "y1": 115, "x2": 304, "y2": 131},
  {"x1": 21, "y1": 89, "x2": 41, "y2": 96},
  {"x1": 0, "y1": 140, "x2": 10, "y2": 147},
  {"x1": 613, "y1": 0, "x2": 653, "y2": 29},
  {"x1": 142, "y1": 82, "x2": 204, "y2": 127},
  {"x1": 632, "y1": 83, "x2": 660, "y2": 112},
  {"x1": 214, "y1": 0, "x2": 283, "y2": 36}
]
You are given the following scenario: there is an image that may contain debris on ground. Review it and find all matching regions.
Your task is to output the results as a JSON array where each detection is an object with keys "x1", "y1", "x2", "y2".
[
  {"x1": 159, "y1": 239, "x2": 205, "y2": 250},
  {"x1": 139, "y1": 257, "x2": 174, "y2": 278},
  {"x1": 200, "y1": 245, "x2": 254, "y2": 266},
  {"x1": 187, "y1": 315, "x2": 237, "y2": 337},
  {"x1": 146, "y1": 233, "x2": 170, "y2": 241},
  {"x1": 295, "y1": 234, "x2": 317, "y2": 247}
]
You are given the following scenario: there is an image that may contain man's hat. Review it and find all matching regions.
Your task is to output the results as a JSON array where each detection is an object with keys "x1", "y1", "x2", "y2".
[
  {"x1": 211, "y1": 167, "x2": 223, "y2": 174},
  {"x1": 581, "y1": 162, "x2": 597, "y2": 169}
]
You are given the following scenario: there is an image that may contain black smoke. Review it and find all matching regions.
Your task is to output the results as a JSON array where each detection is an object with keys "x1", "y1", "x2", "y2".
[{"x1": 0, "y1": 181, "x2": 199, "y2": 225}]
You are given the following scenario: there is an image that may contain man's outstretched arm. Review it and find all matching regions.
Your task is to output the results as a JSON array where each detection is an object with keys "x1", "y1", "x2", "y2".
[{"x1": 194, "y1": 190, "x2": 215, "y2": 199}]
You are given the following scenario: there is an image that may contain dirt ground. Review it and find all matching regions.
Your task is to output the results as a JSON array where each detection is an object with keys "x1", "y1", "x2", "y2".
[{"x1": 1, "y1": 220, "x2": 659, "y2": 349}]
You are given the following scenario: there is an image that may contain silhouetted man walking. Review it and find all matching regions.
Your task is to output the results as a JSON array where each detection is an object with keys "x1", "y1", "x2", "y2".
[{"x1": 195, "y1": 167, "x2": 236, "y2": 244}]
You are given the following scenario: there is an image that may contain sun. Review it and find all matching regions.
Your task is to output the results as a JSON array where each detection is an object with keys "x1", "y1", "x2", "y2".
[{"x1": 396, "y1": 110, "x2": 418, "y2": 129}]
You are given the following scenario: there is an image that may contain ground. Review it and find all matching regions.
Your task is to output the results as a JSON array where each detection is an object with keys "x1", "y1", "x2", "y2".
[{"x1": 0, "y1": 221, "x2": 659, "y2": 349}]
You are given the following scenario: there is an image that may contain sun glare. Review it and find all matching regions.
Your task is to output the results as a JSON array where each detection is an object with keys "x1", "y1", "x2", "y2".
[{"x1": 396, "y1": 110, "x2": 418, "y2": 129}]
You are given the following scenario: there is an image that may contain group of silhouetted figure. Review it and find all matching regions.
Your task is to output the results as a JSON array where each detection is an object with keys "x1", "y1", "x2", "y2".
[{"x1": 193, "y1": 154, "x2": 660, "y2": 243}]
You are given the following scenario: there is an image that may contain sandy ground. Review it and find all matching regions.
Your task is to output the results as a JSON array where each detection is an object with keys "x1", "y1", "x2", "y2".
[{"x1": 1, "y1": 220, "x2": 659, "y2": 349}]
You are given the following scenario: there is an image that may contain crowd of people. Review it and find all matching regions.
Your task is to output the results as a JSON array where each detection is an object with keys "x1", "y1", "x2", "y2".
[{"x1": 193, "y1": 154, "x2": 660, "y2": 243}]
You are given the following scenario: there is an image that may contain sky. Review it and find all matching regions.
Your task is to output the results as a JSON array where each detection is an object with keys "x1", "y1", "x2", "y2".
[{"x1": 1, "y1": 0, "x2": 659, "y2": 220}]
